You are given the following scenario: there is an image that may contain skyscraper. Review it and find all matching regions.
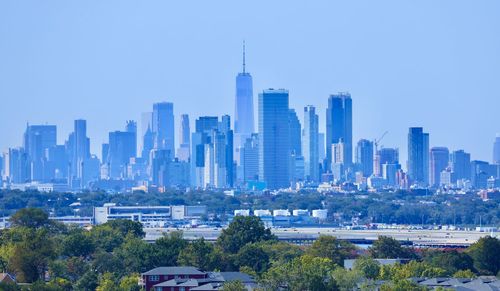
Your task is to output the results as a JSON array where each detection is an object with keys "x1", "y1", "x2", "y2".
[
  {"x1": 303, "y1": 105, "x2": 319, "y2": 182},
  {"x1": 326, "y1": 93, "x2": 352, "y2": 170},
  {"x1": 258, "y1": 89, "x2": 290, "y2": 189},
  {"x1": 152, "y1": 102, "x2": 175, "y2": 154},
  {"x1": 106, "y1": 122, "x2": 137, "y2": 178},
  {"x1": 23, "y1": 124, "x2": 57, "y2": 181},
  {"x1": 493, "y1": 135, "x2": 500, "y2": 164},
  {"x1": 242, "y1": 134, "x2": 259, "y2": 182},
  {"x1": 289, "y1": 109, "x2": 302, "y2": 156},
  {"x1": 355, "y1": 139, "x2": 374, "y2": 177},
  {"x1": 407, "y1": 127, "x2": 429, "y2": 185},
  {"x1": 429, "y1": 147, "x2": 449, "y2": 187},
  {"x1": 71, "y1": 119, "x2": 90, "y2": 185},
  {"x1": 450, "y1": 150, "x2": 471, "y2": 181},
  {"x1": 375, "y1": 148, "x2": 399, "y2": 177},
  {"x1": 177, "y1": 114, "x2": 191, "y2": 162},
  {"x1": 234, "y1": 42, "x2": 254, "y2": 142}
]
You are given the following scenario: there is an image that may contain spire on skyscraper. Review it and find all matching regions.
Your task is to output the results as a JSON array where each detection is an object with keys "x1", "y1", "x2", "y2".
[{"x1": 242, "y1": 40, "x2": 246, "y2": 73}]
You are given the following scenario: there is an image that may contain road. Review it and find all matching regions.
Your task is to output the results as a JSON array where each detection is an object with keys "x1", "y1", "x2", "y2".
[{"x1": 144, "y1": 227, "x2": 497, "y2": 247}]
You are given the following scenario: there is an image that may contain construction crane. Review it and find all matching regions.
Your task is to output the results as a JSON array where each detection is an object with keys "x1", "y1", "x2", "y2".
[{"x1": 373, "y1": 131, "x2": 388, "y2": 153}]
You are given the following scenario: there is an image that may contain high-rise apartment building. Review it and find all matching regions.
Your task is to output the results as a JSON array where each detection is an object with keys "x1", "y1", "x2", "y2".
[
  {"x1": 258, "y1": 89, "x2": 290, "y2": 189},
  {"x1": 429, "y1": 147, "x2": 449, "y2": 187},
  {"x1": 355, "y1": 139, "x2": 374, "y2": 177},
  {"x1": 407, "y1": 127, "x2": 429, "y2": 185},
  {"x1": 326, "y1": 93, "x2": 352, "y2": 170},
  {"x1": 303, "y1": 105, "x2": 319, "y2": 182}
]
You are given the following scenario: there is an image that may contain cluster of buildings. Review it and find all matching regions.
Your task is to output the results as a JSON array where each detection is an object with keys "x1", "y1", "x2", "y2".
[
  {"x1": 1, "y1": 46, "x2": 500, "y2": 193},
  {"x1": 233, "y1": 208, "x2": 328, "y2": 227}
]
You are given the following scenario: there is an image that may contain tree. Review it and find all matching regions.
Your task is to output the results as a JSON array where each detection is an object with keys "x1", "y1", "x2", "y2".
[
  {"x1": 119, "y1": 273, "x2": 142, "y2": 291},
  {"x1": 89, "y1": 225, "x2": 124, "y2": 252},
  {"x1": 423, "y1": 250, "x2": 474, "y2": 275},
  {"x1": 378, "y1": 261, "x2": 446, "y2": 280},
  {"x1": 217, "y1": 216, "x2": 275, "y2": 253},
  {"x1": 104, "y1": 220, "x2": 145, "y2": 238},
  {"x1": 255, "y1": 241, "x2": 303, "y2": 266},
  {"x1": 153, "y1": 231, "x2": 188, "y2": 267},
  {"x1": 177, "y1": 238, "x2": 216, "y2": 270},
  {"x1": 222, "y1": 280, "x2": 246, "y2": 291},
  {"x1": 236, "y1": 243, "x2": 270, "y2": 274},
  {"x1": 115, "y1": 234, "x2": 155, "y2": 274},
  {"x1": 262, "y1": 255, "x2": 337, "y2": 291},
  {"x1": 452, "y1": 269, "x2": 476, "y2": 278},
  {"x1": 467, "y1": 236, "x2": 500, "y2": 275},
  {"x1": 353, "y1": 256, "x2": 381, "y2": 279},
  {"x1": 306, "y1": 235, "x2": 356, "y2": 265},
  {"x1": 369, "y1": 236, "x2": 414, "y2": 259},
  {"x1": 9, "y1": 208, "x2": 52, "y2": 229},
  {"x1": 380, "y1": 279, "x2": 427, "y2": 291},
  {"x1": 74, "y1": 271, "x2": 98, "y2": 291},
  {"x1": 330, "y1": 267, "x2": 363, "y2": 291},
  {"x1": 96, "y1": 272, "x2": 119, "y2": 291},
  {"x1": 8, "y1": 228, "x2": 57, "y2": 283},
  {"x1": 61, "y1": 229, "x2": 95, "y2": 257}
]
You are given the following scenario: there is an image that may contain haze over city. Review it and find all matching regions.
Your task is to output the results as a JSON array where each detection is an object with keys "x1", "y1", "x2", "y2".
[{"x1": 1, "y1": 0, "x2": 500, "y2": 164}]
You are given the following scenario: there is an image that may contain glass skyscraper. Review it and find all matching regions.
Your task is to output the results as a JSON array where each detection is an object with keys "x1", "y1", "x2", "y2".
[
  {"x1": 326, "y1": 93, "x2": 352, "y2": 170},
  {"x1": 258, "y1": 89, "x2": 290, "y2": 189},
  {"x1": 234, "y1": 43, "x2": 254, "y2": 143},
  {"x1": 355, "y1": 139, "x2": 374, "y2": 177},
  {"x1": 303, "y1": 105, "x2": 319, "y2": 182},
  {"x1": 429, "y1": 147, "x2": 449, "y2": 187},
  {"x1": 493, "y1": 135, "x2": 500, "y2": 165},
  {"x1": 152, "y1": 102, "x2": 175, "y2": 155},
  {"x1": 407, "y1": 127, "x2": 429, "y2": 185}
]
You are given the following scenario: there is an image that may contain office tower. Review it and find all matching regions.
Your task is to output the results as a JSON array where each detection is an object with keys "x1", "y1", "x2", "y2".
[
  {"x1": 177, "y1": 114, "x2": 190, "y2": 162},
  {"x1": 150, "y1": 149, "x2": 171, "y2": 186},
  {"x1": 326, "y1": 93, "x2": 352, "y2": 170},
  {"x1": 106, "y1": 126, "x2": 137, "y2": 178},
  {"x1": 375, "y1": 148, "x2": 399, "y2": 177},
  {"x1": 423, "y1": 133, "x2": 429, "y2": 185},
  {"x1": 152, "y1": 102, "x2": 175, "y2": 154},
  {"x1": 196, "y1": 116, "x2": 219, "y2": 135},
  {"x1": 331, "y1": 141, "x2": 345, "y2": 181},
  {"x1": 494, "y1": 135, "x2": 500, "y2": 164},
  {"x1": 355, "y1": 139, "x2": 374, "y2": 177},
  {"x1": 289, "y1": 109, "x2": 302, "y2": 156},
  {"x1": 242, "y1": 134, "x2": 259, "y2": 182},
  {"x1": 0, "y1": 155, "x2": 3, "y2": 179},
  {"x1": 142, "y1": 126, "x2": 154, "y2": 160},
  {"x1": 383, "y1": 163, "x2": 401, "y2": 186},
  {"x1": 4, "y1": 148, "x2": 29, "y2": 184},
  {"x1": 220, "y1": 115, "x2": 234, "y2": 187},
  {"x1": 318, "y1": 133, "x2": 325, "y2": 164},
  {"x1": 234, "y1": 42, "x2": 254, "y2": 145},
  {"x1": 258, "y1": 89, "x2": 290, "y2": 189},
  {"x1": 429, "y1": 147, "x2": 449, "y2": 187},
  {"x1": 471, "y1": 160, "x2": 499, "y2": 189},
  {"x1": 125, "y1": 120, "x2": 137, "y2": 157},
  {"x1": 23, "y1": 124, "x2": 57, "y2": 181},
  {"x1": 303, "y1": 105, "x2": 319, "y2": 182},
  {"x1": 407, "y1": 127, "x2": 429, "y2": 185},
  {"x1": 70, "y1": 119, "x2": 91, "y2": 186},
  {"x1": 141, "y1": 112, "x2": 152, "y2": 155},
  {"x1": 45, "y1": 145, "x2": 68, "y2": 180},
  {"x1": 450, "y1": 150, "x2": 471, "y2": 181}
]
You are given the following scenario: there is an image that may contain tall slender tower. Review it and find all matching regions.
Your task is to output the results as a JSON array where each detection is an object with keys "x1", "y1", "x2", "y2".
[
  {"x1": 234, "y1": 42, "x2": 254, "y2": 144},
  {"x1": 326, "y1": 93, "x2": 352, "y2": 171},
  {"x1": 258, "y1": 89, "x2": 290, "y2": 189},
  {"x1": 303, "y1": 105, "x2": 319, "y2": 182}
]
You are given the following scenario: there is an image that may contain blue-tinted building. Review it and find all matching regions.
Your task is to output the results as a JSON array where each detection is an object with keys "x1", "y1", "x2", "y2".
[
  {"x1": 355, "y1": 139, "x2": 374, "y2": 177},
  {"x1": 326, "y1": 93, "x2": 352, "y2": 170},
  {"x1": 450, "y1": 150, "x2": 471, "y2": 182},
  {"x1": 303, "y1": 105, "x2": 319, "y2": 182},
  {"x1": 234, "y1": 42, "x2": 254, "y2": 142},
  {"x1": 258, "y1": 89, "x2": 290, "y2": 189},
  {"x1": 152, "y1": 102, "x2": 175, "y2": 154},
  {"x1": 407, "y1": 127, "x2": 429, "y2": 185}
]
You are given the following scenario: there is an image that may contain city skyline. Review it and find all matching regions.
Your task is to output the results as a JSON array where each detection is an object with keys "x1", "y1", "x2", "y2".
[{"x1": 1, "y1": 1, "x2": 500, "y2": 165}]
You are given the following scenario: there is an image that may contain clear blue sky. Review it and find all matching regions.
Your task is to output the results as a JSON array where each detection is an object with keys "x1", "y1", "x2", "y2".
[{"x1": 1, "y1": 0, "x2": 499, "y2": 165}]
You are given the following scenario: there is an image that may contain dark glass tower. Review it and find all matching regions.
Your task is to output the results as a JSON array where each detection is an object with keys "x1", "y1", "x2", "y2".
[{"x1": 326, "y1": 93, "x2": 352, "y2": 170}]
